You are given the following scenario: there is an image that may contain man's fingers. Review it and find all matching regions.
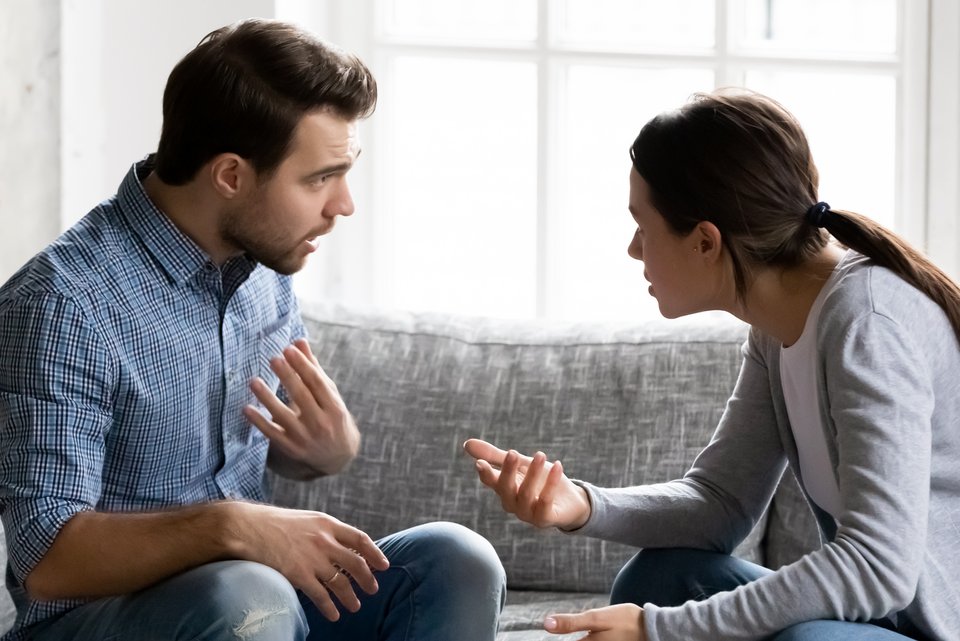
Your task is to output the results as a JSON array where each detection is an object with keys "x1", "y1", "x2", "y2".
[
  {"x1": 346, "y1": 531, "x2": 390, "y2": 574},
  {"x1": 293, "y1": 337, "x2": 320, "y2": 366},
  {"x1": 268, "y1": 356, "x2": 319, "y2": 426},
  {"x1": 281, "y1": 347, "x2": 343, "y2": 411},
  {"x1": 463, "y1": 438, "x2": 507, "y2": 467},
  {"x1": 249, "y1": 377, "x2": 299, "y2": 426},
  {"x1": 243, "y1": 403, "x2": 294, "y2": 448},
  {"x1": 333, "y1": 551, "x2": 379, "y2": 597},
  {"x1": 301, "y1": 580, "x2": 341, "y2": 622},
  {"x1": 323, "y1": 568, "x2": 363, "y2": 613}
]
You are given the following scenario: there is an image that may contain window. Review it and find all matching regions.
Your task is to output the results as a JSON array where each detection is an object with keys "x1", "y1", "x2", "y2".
[{"x1": 294, "y1": 0, "x2": 931, "y2": 321}]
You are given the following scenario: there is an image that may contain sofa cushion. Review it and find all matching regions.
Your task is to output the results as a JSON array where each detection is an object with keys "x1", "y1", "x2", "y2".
[
  {"x1": 499, "y1": 590, "x2": 610, "y2": 640},
  {"x1": 270, "y1": 303, "x2": 761, "y2": 593}
]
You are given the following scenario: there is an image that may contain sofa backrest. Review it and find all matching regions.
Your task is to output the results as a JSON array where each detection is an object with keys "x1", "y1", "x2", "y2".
[
  {"x1": 0, "y1": 303, "x2": 821, "y2": 632},
  {"x1": 270, "y1": 303, "x2": 819, "y2": 593}
]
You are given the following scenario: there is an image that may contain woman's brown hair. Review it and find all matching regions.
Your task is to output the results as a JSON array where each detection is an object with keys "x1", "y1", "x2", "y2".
[
  {"x1": 630, "y1": 89, "x2": 960, "y2": 340},
  {"x1": 155, "y1": 19, "x2": 377, "y2": 185}
]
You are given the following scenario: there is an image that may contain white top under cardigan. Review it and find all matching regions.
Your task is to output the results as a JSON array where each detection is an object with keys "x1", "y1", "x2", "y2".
[
  {"x1": 779, "y1": 254, "x2": 847, "y2": 519},
  {"x1": 573, "y1": 251, "x2": 960, "y2": 641}
]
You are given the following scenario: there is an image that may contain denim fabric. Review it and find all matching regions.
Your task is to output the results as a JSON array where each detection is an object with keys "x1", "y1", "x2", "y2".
[
  {"x1": 28, "y1": 522, "x2": 505, "y2": 641},
  {"x1": 611, "y1": 548, "x2": 917, "y2": 641}
]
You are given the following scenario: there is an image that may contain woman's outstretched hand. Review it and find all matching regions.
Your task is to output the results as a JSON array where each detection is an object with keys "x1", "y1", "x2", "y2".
[
  {"x1": 462, "y1": 438, "x2": 592, "y2": 530},
  {"x1": 544, "y1": 604, "x2": 647, "y2": 640}
]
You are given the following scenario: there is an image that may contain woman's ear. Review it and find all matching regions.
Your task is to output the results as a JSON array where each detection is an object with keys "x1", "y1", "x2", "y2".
[
  {"x1": 693, "y1": 221, "x2": 723, "y2": 261},
  {"x1": 208, "y1": 153, "x2": 254, "y2": 199}
]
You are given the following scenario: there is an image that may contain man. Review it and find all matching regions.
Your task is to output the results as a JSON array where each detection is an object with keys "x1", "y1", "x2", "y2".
[{"x1": 0, "y1": 19, "x2": 504, "y2": 641}]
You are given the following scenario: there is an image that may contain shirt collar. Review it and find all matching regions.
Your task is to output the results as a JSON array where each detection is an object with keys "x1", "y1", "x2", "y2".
[{"x1": 116, "y1": 156, "x2": 257, "y2": 286}]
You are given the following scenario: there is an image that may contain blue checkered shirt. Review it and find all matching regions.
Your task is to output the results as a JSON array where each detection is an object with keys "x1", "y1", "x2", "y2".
[{"x1": 0, "y1": 158, "x2": 305, "y2": 636}]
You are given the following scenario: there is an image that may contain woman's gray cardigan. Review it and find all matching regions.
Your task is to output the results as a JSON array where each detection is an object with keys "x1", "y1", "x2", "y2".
[{"x1": 577, "y1": 253, "x2": 960, "y2": 641}]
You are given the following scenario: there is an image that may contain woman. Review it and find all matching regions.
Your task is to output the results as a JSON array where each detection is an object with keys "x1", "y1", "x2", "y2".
[{"x1": 464, "y1": 89, "x2": 959, "y2": 641}]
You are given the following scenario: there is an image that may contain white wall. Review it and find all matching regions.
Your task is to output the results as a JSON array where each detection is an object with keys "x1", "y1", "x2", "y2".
[
  {"x1": 61, "y1": 0, "x2": 283, "y2": 228},
  {"x1": 1, "y1": 0, "x2": 311, "y2": 282},
  {"x1": 1, "y1": 0, "x2": 351, "y2": 286},
  {"x1": 0, "y1": 0, "x2": 61, "y2": 281}
]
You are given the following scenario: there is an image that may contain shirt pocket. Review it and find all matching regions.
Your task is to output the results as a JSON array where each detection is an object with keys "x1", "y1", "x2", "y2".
[{"x1": 256, "y1": 321, "x2": 294, "y2": 399}]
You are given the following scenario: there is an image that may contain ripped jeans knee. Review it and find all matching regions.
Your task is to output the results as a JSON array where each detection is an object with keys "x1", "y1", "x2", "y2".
[
  {"x1": 198, "y1": 561, "x2": 308, "y2": 641},
  {"x1": 29, "y1": 560, "x2": 309, "y2": 641}
]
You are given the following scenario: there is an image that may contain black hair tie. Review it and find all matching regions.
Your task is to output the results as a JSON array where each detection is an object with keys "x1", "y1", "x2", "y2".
[{"x1": 805, "y1": 202, "x2": 831, "y2": 228}]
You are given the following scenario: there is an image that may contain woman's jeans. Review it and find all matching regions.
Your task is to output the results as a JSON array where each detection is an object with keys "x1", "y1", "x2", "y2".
[
  {"x1": 611, "y1": 548, "x2": 919, "y2": 641},
  {"x1": 31, "y1": 521, "x2": 506, "y2": 641}
]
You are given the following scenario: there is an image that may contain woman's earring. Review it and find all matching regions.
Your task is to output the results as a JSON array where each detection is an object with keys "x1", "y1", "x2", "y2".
[{"x1": 693, "y1": 246, "x2": 699, "y2": 252}]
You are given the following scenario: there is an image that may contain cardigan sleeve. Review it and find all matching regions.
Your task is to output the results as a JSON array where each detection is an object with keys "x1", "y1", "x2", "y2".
[
  {"x1": 642, "y1": 311, "x2": 933, "y2": 641},
  {"x1": 575, "y1": 327, "x2": 787, "y2": 557}
]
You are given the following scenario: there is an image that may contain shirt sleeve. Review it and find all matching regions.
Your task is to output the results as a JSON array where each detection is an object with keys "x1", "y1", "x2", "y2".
[
  {"x1": 643, "y1": 312, "x2": 934, "y2": 641},
  {"x1": 0, "y1": 292, "x2": 115, "y2": 583},
  {"x1": 574, "y1": 327, "x2": 787, "y2": 554}
]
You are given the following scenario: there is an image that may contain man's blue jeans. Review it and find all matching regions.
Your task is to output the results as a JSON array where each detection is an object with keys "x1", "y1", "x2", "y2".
[
  {"x1": 31, "y1": 521, "x2": 506, "y2": 641},
  {"x1": 611, "y1": 548, "x2": 919, "y2": 640}
]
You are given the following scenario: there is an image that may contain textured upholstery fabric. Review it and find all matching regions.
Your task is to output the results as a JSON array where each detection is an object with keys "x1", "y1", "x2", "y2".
[
  {"x1": 265, "y1": 303, "x2": 822, "y2": 639},
  {"x1": 0, "y1": 302, "x2": 821, "y2": 638},
  {"x1": 271, "y1": 303, "x2": 764, "y2": 595}
]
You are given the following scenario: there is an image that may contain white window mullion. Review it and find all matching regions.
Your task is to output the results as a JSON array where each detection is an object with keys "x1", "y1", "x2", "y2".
[
  {"x1": 897, "y1": 0, "x2": 931, "y2": 252},
  {"x1": 715, "y1": 0, "x2": 737, "y2": 87},
  {"x1": 315, "y1": 0, "x2": 934, "y2": 319},
  {"x1": 927, "y1": 0, "x2": 960, "y2": 279},
  {"x1": 536, "y1": 0, "x2": 550, "y2": 318}
]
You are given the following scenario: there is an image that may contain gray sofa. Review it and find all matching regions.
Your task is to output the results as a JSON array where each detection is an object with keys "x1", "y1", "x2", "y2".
[{"x1": 0, "y1": 302, "x2": 820, "y2": 638}]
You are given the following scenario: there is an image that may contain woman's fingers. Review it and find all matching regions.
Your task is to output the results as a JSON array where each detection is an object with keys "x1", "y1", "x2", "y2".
[
  {"x1": 463, "y1": 438, "x2": 508, "y2": 466},
  {"x1": 544, "y1": 604, "x2": 645, "y2": 640},
  {"x1": 466, "y1": 440, "x2": 569, "y2": 526},
  {"x1": 496, "y1": 450, "x2": 523, "y2": 512},
  {"x1": 517, "y1": 451, "x2": 549, "y2": 510},
  {"x1": 475, "y1": 458, "x2": 502, "y2": 488},
  {"x1": 533, "y1": 459, "x2": 566, "y2": 526}
]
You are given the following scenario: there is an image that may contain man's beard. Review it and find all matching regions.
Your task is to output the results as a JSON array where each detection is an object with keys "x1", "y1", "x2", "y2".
[{"x1": 220, "y1": 203, "x2": 307, "y2": 275}]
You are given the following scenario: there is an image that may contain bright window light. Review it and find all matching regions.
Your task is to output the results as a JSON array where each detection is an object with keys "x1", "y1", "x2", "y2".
[{"x1": 294, "y1": 0, "x2": 924, "y2": 322}]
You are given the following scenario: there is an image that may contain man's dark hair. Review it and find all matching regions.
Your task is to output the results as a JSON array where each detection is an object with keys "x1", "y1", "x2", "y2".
[{"x1": 154, "y1": 19, "x2": 377, "y2": 185}]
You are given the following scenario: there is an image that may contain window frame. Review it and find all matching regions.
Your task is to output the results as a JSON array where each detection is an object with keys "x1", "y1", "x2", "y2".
[{"x1": 294, "y1": 0, "x2": 955, "y2": 314}]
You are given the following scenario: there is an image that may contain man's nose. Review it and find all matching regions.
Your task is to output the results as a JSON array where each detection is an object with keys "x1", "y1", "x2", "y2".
[{"x1": 329, "y1": 178, "x2": 355, "y2": 217}]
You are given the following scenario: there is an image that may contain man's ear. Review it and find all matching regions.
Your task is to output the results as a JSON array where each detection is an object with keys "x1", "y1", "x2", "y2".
[
  {"x1": 208, "y1": 154, "x2": 254, "y2": 199},
  {"x1": 693, "y1": 221, "x2": 723, "y2": 261}
]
